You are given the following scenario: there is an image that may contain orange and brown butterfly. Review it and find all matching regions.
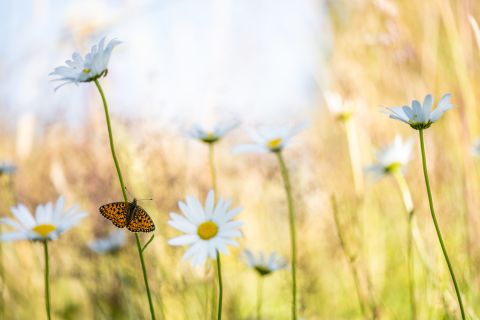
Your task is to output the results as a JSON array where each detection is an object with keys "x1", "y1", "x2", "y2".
[{"x1": 99, "y1": 199, "x2": 155, "y2": 233}]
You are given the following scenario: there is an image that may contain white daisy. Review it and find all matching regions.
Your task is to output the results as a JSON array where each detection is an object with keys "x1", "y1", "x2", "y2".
[
  {"x1": 0, "y1": 161, "x2": 16, "y2": 175},
  {"x1": 233, "y1": 123, "x2": 305, "y2": 154},
  {"x1": 323, "y1": 91, "x2": 354, "y2": 122},
  {"x1": 168, "y1": 190, "x2": 243, "y2": 267},
  {"x1": 367, "y1": 135, "x2": 413, "y2": 178},
  {"x1": 188, "y1": 120, "x2": 239, "y2": 144},
  {"x1": 244, "y1": 249, "x2": 287, "y2": 276},
  {"x1": 88, "y1": 230, "x2": 126, "y2": 254},
  {"x1": 50, "y1": 37, "x2": 121, "y2": 90},
  {"x1": 0, "y1": 196, "x2": 87, "y2": 242},
  {"x1": 383, "y1": 93, "x2": 453, "y2": 129}
]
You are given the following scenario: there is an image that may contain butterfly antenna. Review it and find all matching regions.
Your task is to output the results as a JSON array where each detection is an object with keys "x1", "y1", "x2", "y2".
[{"x1": 137, "y1": 197, "x2": 153, "y2": 202}]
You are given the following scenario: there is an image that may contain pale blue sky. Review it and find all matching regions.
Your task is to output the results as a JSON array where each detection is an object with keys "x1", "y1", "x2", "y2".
[{"x1": 0, "y1": 0, "x2": 332, "y2": 130}]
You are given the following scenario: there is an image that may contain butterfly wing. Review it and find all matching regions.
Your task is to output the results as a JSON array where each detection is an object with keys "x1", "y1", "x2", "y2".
[
  {"x1": 127, "y1": 205, "x2": 155, "y2": 233},
  {"x1": 99, "y1": 202, "x2": 128, "y2": 228}
]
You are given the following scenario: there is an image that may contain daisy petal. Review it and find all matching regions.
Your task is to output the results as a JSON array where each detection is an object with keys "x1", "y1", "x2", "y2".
[{"x1": 168, "y1": 234, "x2": 199, "y2": 246}]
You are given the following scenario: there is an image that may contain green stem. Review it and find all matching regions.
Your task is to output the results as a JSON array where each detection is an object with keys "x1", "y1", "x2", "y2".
[
  {"x1": 142, "y1": 234, "x2": 155, "y2": 253},
  {"x1": 209, "y1": 143, "x2": 217, "y2": 195},
  {"x1": 276, "y1": 151, "x2": 297, "y2": 320},
  {"x1": 135, "y1": 234, "x2": 156, "y2": 320},
  {"x1": 94, "y1": 79, "x2": 128, "y2": 202},
  {"x1": 43, "y1": 241, "x2": 52, "y2": 320},
  {"x1": 94, "y1": 79, "x2": 156, "y2": 320},
  {"x1": 208, "y1": 143, "x2": 218, "y2": 320},
  {"x1": 256, "y1": 276, "x2": 263, "y2": 320},
  {"x1": 418, "y1": 129, "x2": 465, "y2": 320},
  {"x1": 392, "y1": 170, "x2": 416, "y2": 319},
  {"x1": 216, "y1": 251, "x2": 223, "y2": 320},
  {"x1": 330, "y1": 195, "x2": 368, "y2": 318}
]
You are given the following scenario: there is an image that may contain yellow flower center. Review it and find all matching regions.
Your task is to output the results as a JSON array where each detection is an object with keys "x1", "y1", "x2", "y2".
[
  {"x1": 82, "y1": 68, "x2": 91, "y2": 74},
  {"x1": 337, "y1": 111, "x2": 353, "y2": 122},
  {"x1": 197, "y1": 221, "x2": 218, "y2": 240},
  {"x1": 32, "y1": 224, "x2": 57, "y2": 238},
  {"x1": 267, "y1": 138, "x2": 283, "y2": 150},
  {"x1": 385, "y1": 162, "x2": 402, "y2": 173}
]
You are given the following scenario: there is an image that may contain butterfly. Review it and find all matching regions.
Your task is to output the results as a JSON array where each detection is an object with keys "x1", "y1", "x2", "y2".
[{"x1": 99, "y1": 199, "x2": 155, "y2": 233}]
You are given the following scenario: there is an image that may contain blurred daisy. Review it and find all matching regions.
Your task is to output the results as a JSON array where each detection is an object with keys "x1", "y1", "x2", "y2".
[
  {"x1": 471, "y1": 139, "x2": 480, "y2": 157},
  {"x1": 244, "y1": 250, "x2": 287, "y2": 276},
  {"x1": 0, "y1": 161, "x2": 16, "y2": 175},
  {"x1": 168, "y1": 190, "x2": 243, "y2": 266},
  {"x1": 233, "y1": 123, "x2": 305, "y2": 154},
  {"x1": 0, "y1": 196, "x2": 87, "y2": 242},
  {"x1": 323, "y1": 91, "x2": 354, "y2": 122},
  {"x1": 50, "y1": 37, "x2": 121, "y2": 90},
  {"x1": 383, "y1": 93, "x2": 453, "y2": 129},
  {"x1": 367, "y1": 135, "x2": 413, "y2": 177},
  {"x1": 234, "y1": 123, "x2": 303, "y2": 317},
  {"x1": 188, "y1": 120, "x2": 239, "y2": 144},
  {"x1": 89, "y1": 230, "x2": 126, "y2": 254}
]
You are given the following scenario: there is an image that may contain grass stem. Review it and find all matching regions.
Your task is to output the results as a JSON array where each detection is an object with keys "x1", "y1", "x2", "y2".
[
  {"x1": 330, "y1": 195, "x2": 368, "y2": 318},
  {"x1": 345, "y1": 119, "x2": 364, "y2": 197}
]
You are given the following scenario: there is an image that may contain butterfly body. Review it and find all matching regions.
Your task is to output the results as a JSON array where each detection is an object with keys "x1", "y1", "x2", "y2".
[
  {"x1": 99, "y1": 199, "x2": 155, "y2": 233},
  {"x1": 126, "y1": 199, "x2": 139, "y2": 226}
]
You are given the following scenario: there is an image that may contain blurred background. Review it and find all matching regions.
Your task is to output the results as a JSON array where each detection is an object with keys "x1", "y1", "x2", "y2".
[
  {"x1": 1, "y1": 0, "x2": 480, "y2": 319},
  {"x1": 0, "y1": 0, "x2": 329, "y2": 127}
]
